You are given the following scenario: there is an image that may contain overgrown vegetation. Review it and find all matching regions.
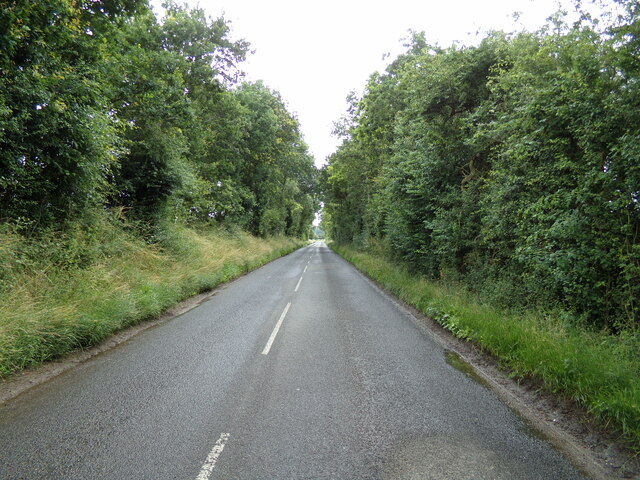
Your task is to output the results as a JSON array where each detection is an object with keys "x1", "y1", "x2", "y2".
[
  {"x1": 0, "y1": 220, "x2": 303, "y2": 376},
  {"x1": 0, "y1": 0, "x2": 318, "y2": 374},
  {"x1": 331, "y1": 243, "x2": 640, "y2": 450},
  {"x1": 323, "y1": 1, "x2": 639, "y2": 331}
]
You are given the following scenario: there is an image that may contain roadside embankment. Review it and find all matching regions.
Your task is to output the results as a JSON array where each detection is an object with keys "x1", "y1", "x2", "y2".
[
  {"x1": 330, "y1": 242, "x2": 640, "y2": 452},
  {"x1": 0, "y1": 222, "x2": 303, "y2": 378}
]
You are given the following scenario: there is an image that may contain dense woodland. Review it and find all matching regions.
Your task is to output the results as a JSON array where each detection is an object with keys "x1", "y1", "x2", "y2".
[
  {"x1": 323, "y1": 1, "x2": 640, "y2": 331},
  {"x1": 0, "y1": 0, "x2": 318, "y2": 239}
]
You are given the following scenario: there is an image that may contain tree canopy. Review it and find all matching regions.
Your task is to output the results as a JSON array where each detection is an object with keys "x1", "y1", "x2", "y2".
[
  {"x1": 323, "y1": 2, "x2": 640, "y2": 330},
  {"x1": 0, "y1": 0, "x2": 318, "y2": 237}
]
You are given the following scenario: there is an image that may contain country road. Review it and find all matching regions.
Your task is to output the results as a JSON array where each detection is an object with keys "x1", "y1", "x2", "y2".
[{"x1": 0, "y1": 242, "x2": 588, "y2": 480}]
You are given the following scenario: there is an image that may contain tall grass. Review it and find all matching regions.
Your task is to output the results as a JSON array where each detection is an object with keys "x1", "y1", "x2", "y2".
[
  {"x1": 0, "y1": 222, "x2": 303, "y2": 377},
  {"x1": 331, "y1": 243, "x2": 640, "y2": 451}
]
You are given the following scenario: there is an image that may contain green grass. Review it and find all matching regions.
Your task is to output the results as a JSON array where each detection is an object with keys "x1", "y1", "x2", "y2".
[
  {"x1": 0, "y1": 222, "x2": 303, "y2": 377},
  {"x1": 330, "y1": 242, "x2": 640, "y2": 451}
]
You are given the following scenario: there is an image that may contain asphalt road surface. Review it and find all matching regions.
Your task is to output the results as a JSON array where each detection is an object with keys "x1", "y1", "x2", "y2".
[{"x1": 0, "y1": 242, "x2": 589, "y2": 479}]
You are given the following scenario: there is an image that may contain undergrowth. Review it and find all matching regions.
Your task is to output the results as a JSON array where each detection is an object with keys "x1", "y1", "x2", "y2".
[
  {"x1": 0, "y1": 220, "x2": 303, "y2": 377},
  {"x1": 330, "y1": 242, "x2": 640, "y2": 451}
]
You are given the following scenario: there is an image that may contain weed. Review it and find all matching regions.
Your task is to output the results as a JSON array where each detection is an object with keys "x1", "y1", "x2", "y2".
[{"x1": 0, "y1": 223, "x2": 302, "y2": 377}]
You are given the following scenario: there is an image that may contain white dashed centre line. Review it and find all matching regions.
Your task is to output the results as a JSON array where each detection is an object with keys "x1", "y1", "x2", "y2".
[
  {"x1": 261, "y1": 302, "x2": 291, "y2": 355},
  {"x1": 295, "y1": 276, "x2": 303, "y2": 292},
  {"x1": 195, "y1": 432, "x2": 230, "y2": 480}
]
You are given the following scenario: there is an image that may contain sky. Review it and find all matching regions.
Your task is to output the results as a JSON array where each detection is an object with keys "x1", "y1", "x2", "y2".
[{"x1": 151, "y1": 0, "x2": 586, "y2": 166}]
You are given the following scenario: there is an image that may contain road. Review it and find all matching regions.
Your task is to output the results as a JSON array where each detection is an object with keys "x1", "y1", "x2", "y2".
[{"x1": 0, "y1": 242, "x2": 588, "y2": 480}]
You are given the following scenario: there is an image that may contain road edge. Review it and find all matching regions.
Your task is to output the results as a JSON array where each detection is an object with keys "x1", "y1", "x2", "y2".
[
  {"x1": 0, "y1": 245, "x2": 306, "y2": 405},
  {"x1": 328, "y1": 245, "x2": 626, "y2": 480}
]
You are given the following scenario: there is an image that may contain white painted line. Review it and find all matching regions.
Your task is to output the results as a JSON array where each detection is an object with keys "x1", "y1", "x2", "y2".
[
  {"x1": 294, "y1": 276, "x2": 303, "y2": 292},
  {"x1": 195, "y1": 432, "x2": 230, "y2": 480},
  {"x1": 261, "y1": 302, "x2": 291, "y2": 355},
  {"x1": 303, "y1": 265, "x2": 308, "y2": 273}
]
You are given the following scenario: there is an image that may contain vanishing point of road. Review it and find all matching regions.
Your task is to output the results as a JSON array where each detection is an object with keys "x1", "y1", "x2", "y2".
[{"x1": 0, "y1": 243, "x2": 588, "y2": 479}]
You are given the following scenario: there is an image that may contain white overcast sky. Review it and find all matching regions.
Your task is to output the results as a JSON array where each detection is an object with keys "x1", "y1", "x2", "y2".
[{"x1": 151, "y1": 0, "x2": 591, "y2": 166}]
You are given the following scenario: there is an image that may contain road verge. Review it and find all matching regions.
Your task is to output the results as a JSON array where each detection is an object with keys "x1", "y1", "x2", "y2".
[
  {"x1": 0, "y1": 223, "x2": 303, "y2": 379},
  {"x1": 330, "y1": 242, "x2": 640, "y2": 469}
]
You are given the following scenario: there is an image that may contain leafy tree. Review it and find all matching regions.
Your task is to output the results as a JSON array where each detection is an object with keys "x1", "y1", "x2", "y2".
[
  {"x1": 235, "y1": 82, "x2": 317, "y2": 237},
  {"x1": 324, "y1": 6, "x2": 640, "y2": 328},
  {"x1": 0, "y1": 0, "x2": 142, "y2": 228},
  {"x1": 0, "y1": 0, "x2": 320, "y2": 243},
  {"x1": 106, "y1": 2, "x2": 250, "y2": 222}
]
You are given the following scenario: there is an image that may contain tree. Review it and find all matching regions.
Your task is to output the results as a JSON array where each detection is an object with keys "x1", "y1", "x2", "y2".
[
  {"x1": 324, "y1": 9, "x2": 640, "y2": 327},
  {"x1": 235, "y1": 82, "x2": 318, "y2": 237},
  {"x1": 106, "y1": 2, "x2": 251, "y2": 222},
  {"x1": 0, "y1": 0, "x2": 143, "y2": 229}
]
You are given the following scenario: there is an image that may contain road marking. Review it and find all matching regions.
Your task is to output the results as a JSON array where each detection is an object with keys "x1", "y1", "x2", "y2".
[
  {"x1": 261, "y1": 302, "x2": 291, "y2": 355},
  {"x1": 303, "y1": 265, "x2": 308, "y2": 273},
  {"x1": 294, "y1": 276, "x2": 303, "y2": 292},
  {"x1": 195, "y1": 432, "x2": 230, "y2": 480}
]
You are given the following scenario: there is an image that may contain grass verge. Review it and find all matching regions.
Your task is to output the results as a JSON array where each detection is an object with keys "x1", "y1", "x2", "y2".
[
  {"x1": 330, "y1": 242, "x2": 640, "y2": 451},
  {"x1": 0, "y1": 223, "x2": 303, "y2": 377}
]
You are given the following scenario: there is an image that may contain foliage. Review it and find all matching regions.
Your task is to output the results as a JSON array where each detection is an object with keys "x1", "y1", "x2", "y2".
[
  {"x1": 0, "y1": 0, "x2": 319, "y2": 236},
  {"x1": 0, "y1": 0, "x2": 142, "y2": 227},
  {"x1": 234, "y1": 82, "x2": 318, "y2": 237},
  {"x1": 0, "y1": 221, "x2": 303, "y2": 377},
  {"x1": 323, "y1": 5, "x2": 640, "y2": 330}
]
